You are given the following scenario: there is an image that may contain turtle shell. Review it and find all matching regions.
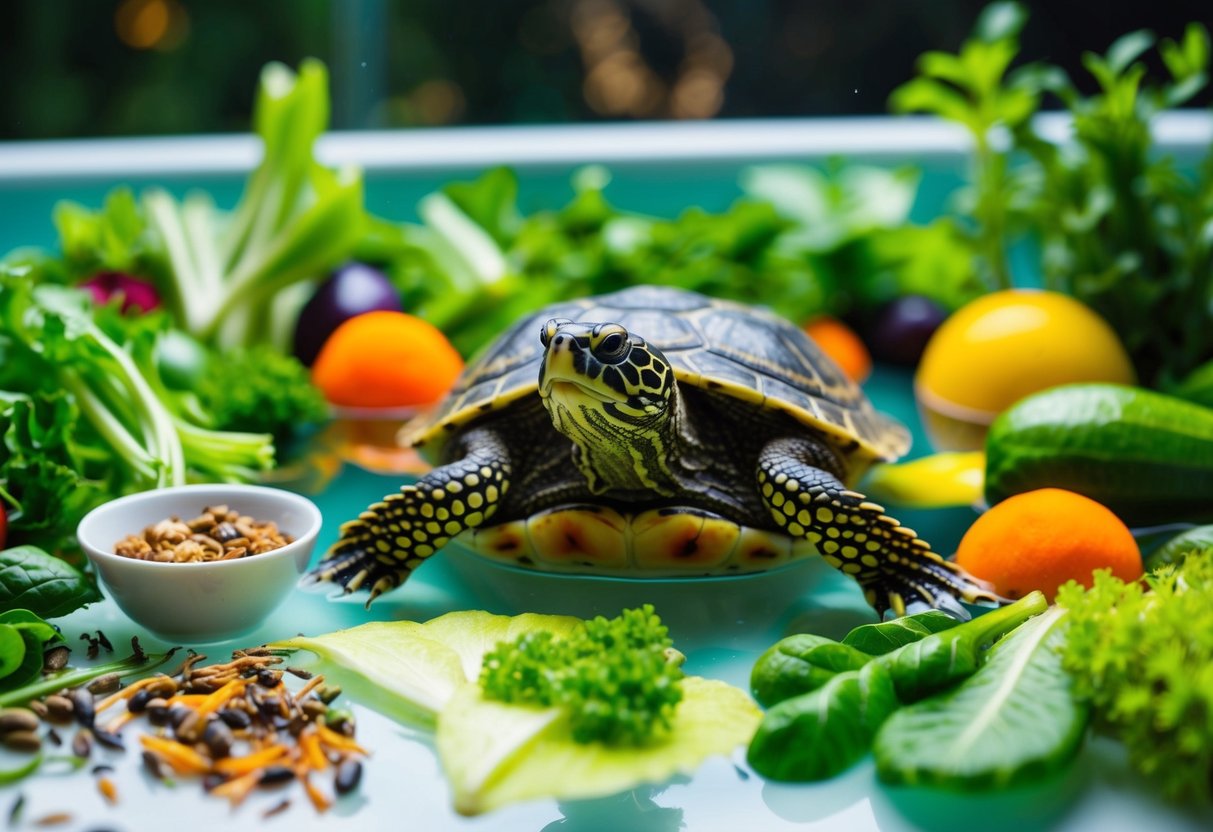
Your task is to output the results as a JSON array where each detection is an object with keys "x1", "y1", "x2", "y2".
[{"x1": 404, "y1": 285, "x2": 910, "y2": 462}]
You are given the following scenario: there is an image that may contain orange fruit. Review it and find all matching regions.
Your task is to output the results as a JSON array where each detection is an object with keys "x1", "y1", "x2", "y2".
[
  {"x1": 804, "y1": 317, "x2": 872, "y2": 383},
  {"x1": 311, "y1": 311, "x2": 464, "y2": 408},
  {"x1": 954, "y1": 488, "x2": 1142, "y2": 601},
  {"x1": 914, "y1": 290, "x2": 1135, "y2": 450}
]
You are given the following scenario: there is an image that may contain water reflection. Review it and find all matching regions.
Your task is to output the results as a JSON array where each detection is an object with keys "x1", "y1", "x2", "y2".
[{"x1": 543, "y1": 786, "x2": 686, "y2": 832}]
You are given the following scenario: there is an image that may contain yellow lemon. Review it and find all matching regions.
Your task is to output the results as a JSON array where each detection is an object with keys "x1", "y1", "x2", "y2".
[{"x1": 915, "y1": 290, "x2": 1135, "y2": 450}]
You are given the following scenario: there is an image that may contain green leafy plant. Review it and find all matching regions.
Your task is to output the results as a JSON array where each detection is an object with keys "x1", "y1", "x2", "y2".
[
  {"x1": 0, "y1": 546, "x2": 100, "y2": 619},
  {"x1": 746, "y1": 592, "x2": 1047, "y2": 781},
  {"x1": 891, "y1": 1, "x2": 1037, "y2": 292},
  {"x1": 45, "y1": 61, "x2": 366, "y2": 353},
  {"x1": 749, "y1": 633, "x2": 871, "y2": 708},
  {"x1": 1057, "y1": 549, "x2": 1213, "y2": 802},
  {"x1": 874, "y1": 606, "x2": 1087, "y2": 789},
  {"x1": 147, "y1": 61, "x2": 366, "y2": 349},
  {"x1": 390, "y1": 160, "x2": 980, "y2": 357},
  {"x1": 0, "y1": 262, "x2": 274, "y2": 553},
  {"x1": 894, "y1": 3, "x2": 1213, "y2": 389}
]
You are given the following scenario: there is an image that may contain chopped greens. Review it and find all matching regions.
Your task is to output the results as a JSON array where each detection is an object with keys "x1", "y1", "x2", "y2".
[{"x1": 480, "y1": 604, "x2": 684, "y2": 746}]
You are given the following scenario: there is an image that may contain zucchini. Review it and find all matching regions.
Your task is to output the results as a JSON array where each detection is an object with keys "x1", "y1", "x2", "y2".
[{"x1": 984, "y1": 383, "x2": 1213, "y2": 527}]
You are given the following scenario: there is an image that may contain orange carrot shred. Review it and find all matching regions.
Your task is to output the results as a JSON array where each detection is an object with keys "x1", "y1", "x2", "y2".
[
  {"x1": 97, "y1": 776, "x2": 119, "y2": 805},
  {"x1": 139, "y1": 735, "x2": 210, "y2": 776},
  {"x1": 196, "y1": 678, "x2": 247, "y2": 716},
  {"x1": 176, "y1": 679, "x2": 248, "y2": 740},
  {"x1": 302, "y1": 774, "x2": 332, "y2": 813},
  {"x1": 103, "y1": 710, "x2": 138, "y2": 734},
  {"x1": 167, "y1": 694, "x2": 209, "y2": 707},
  {"x1": 210, "y1": 769, "x2": 261, "y2": 807},
  {"x1": 213, "y1": 744, "x2": 288, "y2": 776},
  {"x1": 298, "y1": 729, "x2": 328, "y2": 770},
  {"x1": 317, "y1": 724, "x2": 368, "y2": 755}
]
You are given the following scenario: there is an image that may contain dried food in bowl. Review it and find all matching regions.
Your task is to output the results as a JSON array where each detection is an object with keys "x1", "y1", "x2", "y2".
[{"x1": 77, "y1": 484, "x2": 322, "y2": 644}]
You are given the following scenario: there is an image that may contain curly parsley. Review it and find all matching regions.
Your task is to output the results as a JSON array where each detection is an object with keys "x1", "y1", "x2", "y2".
[
  {"x1": 479, "y1": 605, "x2": 685, "y2": 746},
  {"x1": 1057, "y1": 548, "x2": 1213, "y2": 803},
  {"x1": 197, "y1": 346, "x2": 328, "y2": 445}
]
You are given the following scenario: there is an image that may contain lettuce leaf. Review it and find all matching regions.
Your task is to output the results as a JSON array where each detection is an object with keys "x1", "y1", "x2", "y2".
[{"x1": 438, "y1": 676, "x2": 761, "y2": 816}]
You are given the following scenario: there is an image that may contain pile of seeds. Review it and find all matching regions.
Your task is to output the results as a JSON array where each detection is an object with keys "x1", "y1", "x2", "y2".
[
  {"x1": 6, "y1": 641, "x2": 364, "y2": 817},
  {"x1": 113, "y1": 505, "x2": 293, "y2": 563}
]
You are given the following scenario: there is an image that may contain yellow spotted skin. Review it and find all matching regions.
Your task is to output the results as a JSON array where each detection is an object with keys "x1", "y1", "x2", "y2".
[
  {"x1": 757, "y1": 437, "x2": 996, "y2": 617},
  {"x1": 305, "y1": 429, "x2": 512, "y2": 604}
]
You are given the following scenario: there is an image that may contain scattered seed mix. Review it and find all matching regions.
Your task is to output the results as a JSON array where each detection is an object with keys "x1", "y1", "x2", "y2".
[
  {"x1": 113, "y1": 505, "x2": 293, "y2": 562},
  {"x1": 5, "y1": 644, "x2": 364, "y2": 817}
]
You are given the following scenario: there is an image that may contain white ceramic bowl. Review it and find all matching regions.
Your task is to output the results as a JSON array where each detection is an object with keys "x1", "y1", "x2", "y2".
[{"x1": 77, "y1": 484, "x2": 322, "y2": 644}]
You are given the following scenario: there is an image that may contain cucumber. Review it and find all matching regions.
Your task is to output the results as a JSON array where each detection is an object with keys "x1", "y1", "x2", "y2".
[
  {"x1": 1143, "y1": 524, "x2": 1213, "y2": 572},
  {"x1": 984, "y1": 383, "x2": 1213, "y2": 527}
]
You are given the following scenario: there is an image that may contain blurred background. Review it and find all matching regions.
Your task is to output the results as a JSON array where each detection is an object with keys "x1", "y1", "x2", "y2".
[{"x1": 1, "y1": 0, "x2": 1209, "y2": 141}]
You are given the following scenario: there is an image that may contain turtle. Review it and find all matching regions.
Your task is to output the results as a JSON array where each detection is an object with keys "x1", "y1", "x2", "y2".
[{"x1": 304, "y1": 285, "x2": 998, "y2": 618}]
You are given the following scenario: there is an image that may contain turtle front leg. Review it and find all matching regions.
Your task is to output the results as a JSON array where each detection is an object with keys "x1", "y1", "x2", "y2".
[
  {"x1": 303, "y1": 428, "x2": 512, "y2": 604},
  {"x1": 757, "y1": 437, "x2": 998, "y2": 619}
]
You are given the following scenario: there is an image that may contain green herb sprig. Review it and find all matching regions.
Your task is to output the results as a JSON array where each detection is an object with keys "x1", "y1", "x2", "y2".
[
  {"x1": 1057, "y1": 548, "x2": 1213, "y2": 803},
  {"x1": 479, "y1": 604, "x2": 685, "y2": 747},
  {"x1": 893, "y1": 2, "x2": 1213, "y2": 389}
]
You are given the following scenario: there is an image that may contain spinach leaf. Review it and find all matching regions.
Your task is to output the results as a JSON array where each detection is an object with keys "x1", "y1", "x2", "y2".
[
  {"x1": 0, "y1": 609, "x2": 65, "y2": 692},
  {"x1": 749, "y1": 634, "x2": 871, "y2": 707},
  {"x1": 1, "y1": 628, "x2": 46, "y2": 692},
  {"x1": 874, "y1": 607, "x2": 1087, "y2": 789},
  {"x1": 842, "y1": 610, "x2": 960, "y2": 655},
  {"x1": 876, "y1": 593, "x2": 1046, "y2": 702},
  {"x1": 747, "y1": 662, "x2": 898, "y2": 782},
  {"x1": 0, "y1": 625, "x2": 23, "y2": 679},
  {"x1": 0, "y1": 545, "x2": 101, "y2": 619}
]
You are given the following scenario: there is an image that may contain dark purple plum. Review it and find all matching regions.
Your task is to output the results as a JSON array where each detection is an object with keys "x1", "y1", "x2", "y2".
[
  {"x1": 867, "y1": 295, "x2": 949, "y2": 367},
  {"x1": 293, "y1": 262, "x2": 402, "y2": 366}
]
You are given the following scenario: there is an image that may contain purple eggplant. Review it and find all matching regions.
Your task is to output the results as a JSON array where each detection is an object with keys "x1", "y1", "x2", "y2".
[{"x1": 293, "y1": 263, "x2": 403, "y2": 366}]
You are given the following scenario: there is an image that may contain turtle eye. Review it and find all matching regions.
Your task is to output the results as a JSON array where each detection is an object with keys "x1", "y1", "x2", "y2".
[
  {"x1": 540, "y1": 318, "x2": 572, "y2": 348},
  {"x1": 598, "y1": 331, "x2": 627, "y2": 357},
  {"x1": 591, "y1": 325, "x2": 630, "y2": 358}
]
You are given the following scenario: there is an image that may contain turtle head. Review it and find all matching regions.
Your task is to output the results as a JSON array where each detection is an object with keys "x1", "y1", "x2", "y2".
[{"x1": 538, "y1": 317, "x2": 679, "y2": 494}]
